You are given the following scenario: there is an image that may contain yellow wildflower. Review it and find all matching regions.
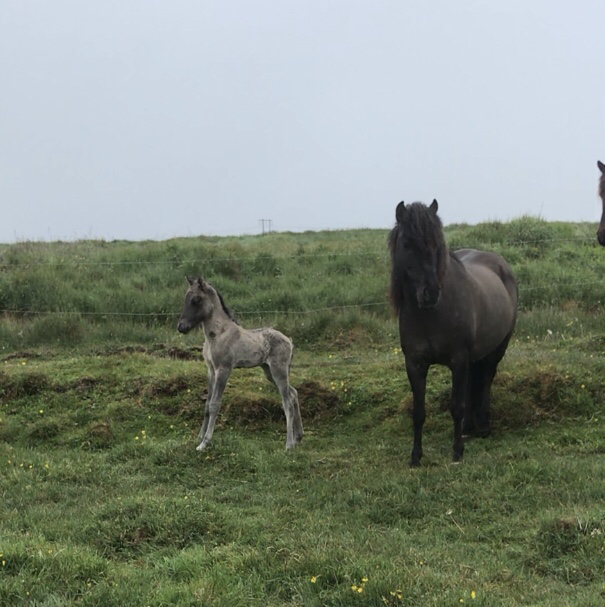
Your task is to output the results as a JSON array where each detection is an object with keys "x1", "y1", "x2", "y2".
[{"x1": 310, "y1": 576, "x2": 317, "y2": 583}]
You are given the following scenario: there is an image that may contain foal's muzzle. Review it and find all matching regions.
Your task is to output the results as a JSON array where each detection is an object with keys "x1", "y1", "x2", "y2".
[{"x1": 177, "y1": 320, "x2": 192, "y2": 334}]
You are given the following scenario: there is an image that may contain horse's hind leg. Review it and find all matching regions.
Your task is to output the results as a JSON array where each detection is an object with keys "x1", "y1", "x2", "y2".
[
  {"x1": 266, "y1": 361, "x2": 301, "y2": 449},
  {"x1": 290, "y1": 385, "x2": 303, "y2": 444},
  {"x1": 463, "y1": 360, "x2": 487, "y2": 438},
  {"x1": 471, "y1": 333, "x2": 513, "y2": 438}
]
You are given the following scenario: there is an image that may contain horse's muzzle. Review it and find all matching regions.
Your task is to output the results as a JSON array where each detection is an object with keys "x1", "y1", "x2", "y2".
[
  {"x1": 597, "y1": 229, "x2": 605, "y2": 247},
  {"x1": 418, "y1": 285, "x2": 441, "y2": 309},
  {"x1": 177, "y1": 320, "x2": 191, "y2": 334}
]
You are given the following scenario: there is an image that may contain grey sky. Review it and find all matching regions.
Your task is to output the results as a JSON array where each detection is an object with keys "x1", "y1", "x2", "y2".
[{"x1": 1, "y1": 1, "x2": 603, "y2": 243}]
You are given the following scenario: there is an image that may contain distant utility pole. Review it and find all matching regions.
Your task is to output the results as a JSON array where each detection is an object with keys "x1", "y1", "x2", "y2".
[{"x1": 259, "y1": 219, "x2": 273, "y2": 234}]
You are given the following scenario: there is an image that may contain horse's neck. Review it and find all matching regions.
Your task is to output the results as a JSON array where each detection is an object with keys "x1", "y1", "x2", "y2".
[{"x1": 201, "y1": 299, "x2": 235, "y2": 337}]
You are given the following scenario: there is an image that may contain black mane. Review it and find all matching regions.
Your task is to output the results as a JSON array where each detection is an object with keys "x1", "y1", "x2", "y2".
[
  {"x1": 388, "y1": 202, "x2": 448, "y2": 313},
  {"x1": 599, "y1": 171, "x2": 605, "y2": 200},
  {"x1": 215, "y1": 288, "x2": 240, "y2": 325}
]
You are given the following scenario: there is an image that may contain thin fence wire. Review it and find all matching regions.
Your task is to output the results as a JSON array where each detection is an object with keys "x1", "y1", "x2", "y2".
[
  {"x1": 0, "y1": 235, "x2": 604, "y2": 319},
  {"x1": 0, "y1": 276, "x2": 604, "y2": 319}
]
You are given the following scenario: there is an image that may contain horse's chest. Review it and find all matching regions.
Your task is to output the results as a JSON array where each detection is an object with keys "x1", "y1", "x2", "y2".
[{"x1": 400, "y1": 311, "x2": 467, "y2": 363}]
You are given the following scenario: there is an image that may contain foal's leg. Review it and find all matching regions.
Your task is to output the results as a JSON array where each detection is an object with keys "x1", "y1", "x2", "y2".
[
  {"x1": 450, "y1": 356, "x2": 470, "y2": 463},
  {"x1": 267, "y1": 362, "x2": 299, "y2": 449},
  {"x1": 406, "y1": 359, "x2": 429, "y2": 467},
  {"x1": 290, "y1": 384, "x2": 304, "y2": 444},
  {"x1": 197, "y1": 366, "x2": 231, "y2": 451},
  {"x1": 198, "y1": 363, "x2": 215, "y2": 440}
]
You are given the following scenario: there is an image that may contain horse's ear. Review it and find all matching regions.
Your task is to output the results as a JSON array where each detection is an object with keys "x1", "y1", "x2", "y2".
[
  {"x1": 196, "y1": 277, "x2": 208, "y2": 291},
  {"x1": 598, "y1": 160, "x2": 605, "y2": 174},
  {"x1": 395, "y1": 201, "x2": 406, "y2": 223},
  {"x1": 429, "y1": 199, "x2": 439, "y2": 214}
]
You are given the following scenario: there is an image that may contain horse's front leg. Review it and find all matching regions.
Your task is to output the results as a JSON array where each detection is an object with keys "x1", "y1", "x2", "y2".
[
  {"x1": 450, "y1": 356, "x2": 470, "y2": 463},
  {"x1": 198, "y1": 363, "x2": 215, "y2": 440},
  {"x1": 197, "y1": 366, "x2": 230, "y2": 451},
  {"x1": 406, "y1": 359, "x2": 429, "y2": 467}
]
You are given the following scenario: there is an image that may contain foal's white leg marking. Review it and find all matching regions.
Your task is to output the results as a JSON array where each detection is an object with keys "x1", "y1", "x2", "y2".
[{"x1": 197, "y1": 366, "x2": 231, "y2": 451}]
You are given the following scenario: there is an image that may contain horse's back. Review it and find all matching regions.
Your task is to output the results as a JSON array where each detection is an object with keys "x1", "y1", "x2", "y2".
[{"x1": 453, "y1": 248, "x2": 518, "y2": 305}]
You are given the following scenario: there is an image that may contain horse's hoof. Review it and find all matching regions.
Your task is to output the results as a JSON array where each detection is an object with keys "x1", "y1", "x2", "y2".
[
  {"x1": 196, "y1": 442, "x2": 210, "y2": 451},
  {"x1": 409, "y1": 459, "x2": 421, "y2": 468}
]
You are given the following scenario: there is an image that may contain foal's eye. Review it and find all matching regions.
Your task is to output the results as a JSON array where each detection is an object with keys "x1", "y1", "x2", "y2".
[{"x1": 191, "y1": 295, "x2": 202, "y2": 306}]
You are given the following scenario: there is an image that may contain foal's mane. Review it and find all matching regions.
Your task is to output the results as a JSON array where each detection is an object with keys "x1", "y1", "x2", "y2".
[
  {"x1": 214, "y1": 287, "x2": 240, "y2": 325},
  {"x1": 388, "y1": 202, "x2": 448, "y2": 313}
]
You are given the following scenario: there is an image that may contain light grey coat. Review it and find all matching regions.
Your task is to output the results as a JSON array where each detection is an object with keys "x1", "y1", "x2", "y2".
[{"x1": 177, "y1": 277, "x2": 303, "y2": 450}]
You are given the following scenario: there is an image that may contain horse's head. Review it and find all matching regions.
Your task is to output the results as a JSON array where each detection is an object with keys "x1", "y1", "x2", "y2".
[
  {"x1": 597, "y1": 161, "x2": 605, "y2": 247},
  {"x1": 389, "y1": 199, "x2": 447, "y2": 310},
  {"x1": 177, "y1": 276, "x2": 215, "y2": 333}
]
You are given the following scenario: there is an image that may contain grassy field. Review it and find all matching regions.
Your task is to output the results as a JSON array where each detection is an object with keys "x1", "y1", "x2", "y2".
[{"x1": 1, "y1": 219, "x2": 605, "y2": 606}]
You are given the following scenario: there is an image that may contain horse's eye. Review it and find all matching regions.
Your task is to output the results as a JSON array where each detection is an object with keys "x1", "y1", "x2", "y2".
[{"x1": 191, "y1": 295, "x2": 202, "y2": 306}]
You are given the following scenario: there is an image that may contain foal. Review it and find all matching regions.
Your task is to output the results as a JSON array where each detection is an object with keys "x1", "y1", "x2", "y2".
[{"x1": 177, "y1": 277, "x2": 303, "y2": 450}]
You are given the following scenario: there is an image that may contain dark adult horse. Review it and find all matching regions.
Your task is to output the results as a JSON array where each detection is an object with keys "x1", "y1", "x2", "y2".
[
  {"x1": 597, "y1": 161, "x2": 605, "y2": 246},
  {"x1": 389, "y1": 200, "x2": 518, "y2": 466}
]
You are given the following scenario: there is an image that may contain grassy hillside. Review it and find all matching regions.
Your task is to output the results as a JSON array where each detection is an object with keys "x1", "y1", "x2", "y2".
[
  {"x1": 0, "y1": 217, "x2": 603, "y2": 351},
  {"x1": 1, "y1": 219, "x2": 605, "y2": 606}
]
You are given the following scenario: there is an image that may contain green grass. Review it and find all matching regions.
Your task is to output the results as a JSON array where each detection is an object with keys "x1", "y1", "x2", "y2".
[{"x1": 1, "y1": 220, "x2": 605, "y2": 605}]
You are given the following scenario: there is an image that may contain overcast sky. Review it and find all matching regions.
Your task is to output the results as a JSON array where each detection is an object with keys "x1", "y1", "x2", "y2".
[{"x1": 1, "y1": 1, "x2": 604, "y2": 243}]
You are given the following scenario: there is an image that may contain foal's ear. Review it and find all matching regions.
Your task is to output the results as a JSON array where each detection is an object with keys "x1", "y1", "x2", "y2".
[
  {"x1": 429, "y1": 199, "x2": 439, "y2": 214},
  {"x1": 186, "y1": 276, "x2": 194, "y2": 286},
  {"x1": 196, "y1": 277, "x2": 208, "y2": 291},
  {"x1": 395, "y1": 201, "x2": 406, "y2": 223},
  {"x1": 598, "y1": 160, "x2": 605, "y2": 174}
]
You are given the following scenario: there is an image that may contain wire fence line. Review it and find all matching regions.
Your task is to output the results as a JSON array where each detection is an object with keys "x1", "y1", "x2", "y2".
[
  {"x1": 0, "y1": 234, "x2": 600, "y2": 268},
  {"x1": 0, "y1": 278, "x2": 604, "y2": 320}
]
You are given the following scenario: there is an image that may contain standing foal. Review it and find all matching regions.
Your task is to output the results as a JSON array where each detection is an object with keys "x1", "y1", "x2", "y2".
[{"x1": 177, "y1": 277, "x2": 303, "y2": 450}]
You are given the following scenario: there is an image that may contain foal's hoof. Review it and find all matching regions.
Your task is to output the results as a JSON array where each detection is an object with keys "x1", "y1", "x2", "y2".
[{"x1": 196, "y1": 441, "x2": 211, "y2": 451}]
